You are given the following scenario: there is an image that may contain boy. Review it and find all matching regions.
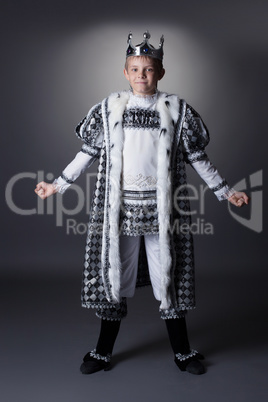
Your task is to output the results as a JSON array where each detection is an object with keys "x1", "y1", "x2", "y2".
[{"x1": 35, "y1": 31, "x2": 248, "y2": 375}]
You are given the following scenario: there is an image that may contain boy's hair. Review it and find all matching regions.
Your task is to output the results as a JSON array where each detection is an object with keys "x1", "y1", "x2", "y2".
[{"x1": 124, "y1": 56, "x2": 164, "y2": 75}]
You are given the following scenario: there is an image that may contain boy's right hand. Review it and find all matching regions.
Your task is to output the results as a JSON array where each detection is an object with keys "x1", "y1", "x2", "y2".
[{"x1": 35, "y1": 182, "x2": 58, "y2": 199}]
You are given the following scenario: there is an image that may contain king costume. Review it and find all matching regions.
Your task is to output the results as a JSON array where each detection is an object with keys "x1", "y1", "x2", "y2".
[{"x1": 54, "y1": 90, "x2": 235, "y2": 320}]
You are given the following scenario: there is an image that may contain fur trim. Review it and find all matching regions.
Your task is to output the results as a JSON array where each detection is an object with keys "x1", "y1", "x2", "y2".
[
  {"x1": 102, "y1": 92, "x2": 130, "y2": 302},
  {"x1": 156, "y1": 94, "x2": 180, "y2": 309}
]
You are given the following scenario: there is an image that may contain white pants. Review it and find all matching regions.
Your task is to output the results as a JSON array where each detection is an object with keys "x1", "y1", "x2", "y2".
[{"x1": 119, "y1": 235, "x2": 161, "y2": 301}]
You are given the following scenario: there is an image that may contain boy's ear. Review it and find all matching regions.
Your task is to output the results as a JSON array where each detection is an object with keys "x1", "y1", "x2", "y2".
[
  {"x1": 158, "y1": 68, "x2": 165, "y2": 81},
  {"x1": 123, "y1": 68, "x2": 130, "y2": 81}
]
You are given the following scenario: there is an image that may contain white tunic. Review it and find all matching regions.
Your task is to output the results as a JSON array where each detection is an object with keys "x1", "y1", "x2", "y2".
[{"x1": 122, "y1": 92, "x2": 159, "y2": 191}]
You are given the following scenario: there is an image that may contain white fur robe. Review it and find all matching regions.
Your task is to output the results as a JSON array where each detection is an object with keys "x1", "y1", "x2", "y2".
[{"x1": 76, "y1": 91, "x2": 207, "y2": 312}]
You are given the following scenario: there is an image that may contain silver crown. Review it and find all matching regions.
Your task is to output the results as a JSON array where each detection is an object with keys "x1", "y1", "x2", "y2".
[{"x1": 126, "y1": 31, "x2": 164, "y2": 60}]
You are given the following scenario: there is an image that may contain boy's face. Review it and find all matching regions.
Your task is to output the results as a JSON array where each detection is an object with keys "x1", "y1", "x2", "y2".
[{"x1": 124, "y1": 56, "x2": 165, "y2": 96}]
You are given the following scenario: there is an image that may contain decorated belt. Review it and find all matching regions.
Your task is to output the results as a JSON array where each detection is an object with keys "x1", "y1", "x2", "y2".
[{"x1": 122, "y1": 190, "x2": 157, "y2": 201}]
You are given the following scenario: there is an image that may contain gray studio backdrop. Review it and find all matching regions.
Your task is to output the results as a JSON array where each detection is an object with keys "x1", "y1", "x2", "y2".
[
  {"x1": 1, "y1": 2, "x2": 267, "y2": 402},
  {"x1": 2, "y1": 0, "x2": 266, "y2": 277}
]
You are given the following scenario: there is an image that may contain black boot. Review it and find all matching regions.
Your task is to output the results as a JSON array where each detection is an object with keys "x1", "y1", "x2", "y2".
[
  {"x1": 165, "y1": 317, "x2": 205, "y2": 375},
  {"x1": 80, "y1": 319, "x2": 121, "y2": 374},
  {"x1": 80, "y1": 349, "x2": 111, "y2": 374},
  {"x1": 174, "y1": 350, "x2": 205, "y2": 375}
]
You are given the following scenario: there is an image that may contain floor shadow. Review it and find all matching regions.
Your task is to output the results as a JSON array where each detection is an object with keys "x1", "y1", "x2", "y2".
[{"x1": 112, "y1": 336, "x2": 169, "y2": 366}]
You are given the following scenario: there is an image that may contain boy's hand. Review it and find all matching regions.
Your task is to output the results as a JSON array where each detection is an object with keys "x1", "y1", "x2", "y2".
[
  {"x1": 228, "y1": 191, "x2": 249, "y2": 207},
  {"x1": 35, "y1": 182, "x2": 57, "y2": 199}
]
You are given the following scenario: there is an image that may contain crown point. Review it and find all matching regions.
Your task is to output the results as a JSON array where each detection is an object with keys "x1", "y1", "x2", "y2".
[{"x1": 143, "y1": 31, "x2": 151, "y2": 40}]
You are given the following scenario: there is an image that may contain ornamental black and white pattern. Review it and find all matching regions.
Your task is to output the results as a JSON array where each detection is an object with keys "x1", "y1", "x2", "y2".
[
  {"x1": 119, "y1": 199, "x2": 159, "y2": 236},
  {"x1": 123, "y1": 173, "x2": 157, "y2": 190},
  {"x1": 77, "y1": 91, "x2": 211, "y2": 315},
  {"x1": 61, "y1": 172, "x2": 74, "y2": 184},
  {"x1": 181, "y1": 105, "x2": 210, "y2": 163},
  {"x1": 175, "y1": 349, "x2": 199, "y2": 362},
  {"x1": 89, "y1": 349, "x2": 112, "y2": 362},
  {"x1": 81, "y1": 148, "x2": 109, "y2": 308},
  {"x1": 123, "y1": 108, "x2": 160, "y2": 129},
  {"x1": 169, "y1": 141, "x2": 196, "y2": 309},
  {"x1": 95, "y1": 298, "x2": 128, "y2": 320},
  {"x1": 211, "y1": 179, "x2": 228, "y2": 192},
  {"x1": 75, "y1": 103, "x2": 103, "y2": 147},
  {"x1": 81, "y1": 143, "x2": 101, "y2": 158},
  {"x1": 160, "y1": 307, "x2": 187, "y2": 320},
  {"x1": 122, "y1": 189, "x2": 157, "y2": 200}
]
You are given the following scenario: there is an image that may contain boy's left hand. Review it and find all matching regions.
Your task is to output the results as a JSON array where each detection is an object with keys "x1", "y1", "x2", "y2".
[{"x1": 228, "y1": 191, "x2": 249, "y2": 207}]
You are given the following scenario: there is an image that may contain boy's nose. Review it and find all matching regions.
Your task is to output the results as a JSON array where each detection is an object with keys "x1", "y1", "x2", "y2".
[{"x1": 138, "y1": 70, "x2": 146, "y2": 78}]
